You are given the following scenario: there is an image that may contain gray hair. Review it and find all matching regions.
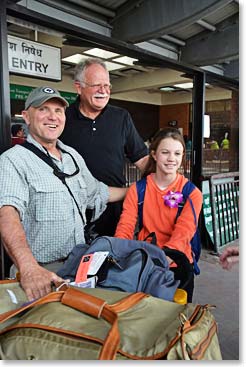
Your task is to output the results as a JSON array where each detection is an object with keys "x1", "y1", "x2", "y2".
[{"x1": 74, "y1": 57, "x2": 108, "y2": 82}]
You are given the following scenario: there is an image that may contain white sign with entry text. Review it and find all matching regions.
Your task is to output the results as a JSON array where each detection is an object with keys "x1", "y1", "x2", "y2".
[{"x1": 8, "y1": 35, "x2": 61, "y2": 81}]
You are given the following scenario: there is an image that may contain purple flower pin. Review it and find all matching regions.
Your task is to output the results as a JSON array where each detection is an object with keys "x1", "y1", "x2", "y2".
[{"x1": 163, "y1": 191, "x2": 183, "y2": 208}]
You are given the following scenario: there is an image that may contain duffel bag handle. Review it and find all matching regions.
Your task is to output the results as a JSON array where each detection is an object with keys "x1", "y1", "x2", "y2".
[
  {"x1": 61, "y1": 287, "x2": 119, "y2": 359},
  {"x1": 62, "y1": 287, "x2": 107, "y2": 318},
  {"x1": 0, "y1": 284, "x2": 147, "y2": 360},
  {"x1": 0, "y1": 286, "x2": 118, "y2": 359}
]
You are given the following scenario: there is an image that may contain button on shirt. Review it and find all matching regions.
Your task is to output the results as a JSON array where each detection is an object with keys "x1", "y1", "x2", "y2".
[{"x1": 0, "y1": 135, "x2": 109, "y2": 263}]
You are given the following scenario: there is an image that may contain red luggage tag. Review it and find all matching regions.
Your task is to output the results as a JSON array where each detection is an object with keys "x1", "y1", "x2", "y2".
[{"x1": 75, "y1": 254, "x2": 93, "y2": 283}]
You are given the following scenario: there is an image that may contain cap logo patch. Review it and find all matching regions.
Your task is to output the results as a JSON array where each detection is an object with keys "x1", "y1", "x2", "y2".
[{"x1": 42, "y1": 87, "x2": 55, "y2": 94}]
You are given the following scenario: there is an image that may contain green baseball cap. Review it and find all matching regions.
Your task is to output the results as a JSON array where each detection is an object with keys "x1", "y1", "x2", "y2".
[{"x1": 25, "y1": 86, "x2": 69, "y2": 109}]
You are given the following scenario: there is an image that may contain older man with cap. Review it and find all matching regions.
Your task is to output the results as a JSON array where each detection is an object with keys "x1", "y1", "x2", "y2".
[{"x1": 0, "y1": 86, "x2": 127, "y2": 301}]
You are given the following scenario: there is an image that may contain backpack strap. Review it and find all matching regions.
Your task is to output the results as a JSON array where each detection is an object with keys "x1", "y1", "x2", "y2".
[
  {"x1": 176, "y1": 181, "x2": 201, "y2": 275},
  {"x1": 176, "y1": 181, "x2": 197, "y2": 227},
  {"x1": 136, "y1": 177, "x2": 147, "y2": 231}
]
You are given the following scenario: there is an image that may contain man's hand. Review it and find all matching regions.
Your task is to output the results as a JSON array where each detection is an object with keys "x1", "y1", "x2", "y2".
[
  {"x1": 19, "y1": 264, "x2": 66, "y2": 301},
  {"x1": 219, "y1": 245, "x2": 239, "y2": 270}
]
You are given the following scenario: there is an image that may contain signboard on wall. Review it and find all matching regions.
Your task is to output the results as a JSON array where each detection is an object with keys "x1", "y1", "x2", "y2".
[
  {"x1": 8, "y1": 35, "x2": 61, "y2": 81},
  {"x1": 10, "y1": 84, "x2": 33, "y2": 101},
  {"x1": 10, "y1": 84, "x2": 77, "y2": 104}
]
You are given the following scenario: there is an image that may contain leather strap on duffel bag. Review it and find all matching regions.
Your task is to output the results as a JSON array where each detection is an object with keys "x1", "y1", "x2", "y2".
[{"x1": 0, "y1": 283, "x2": 147, "y2": 360}]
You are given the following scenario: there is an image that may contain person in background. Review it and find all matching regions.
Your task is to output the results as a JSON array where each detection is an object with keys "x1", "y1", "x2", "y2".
[
  {"x1": 0, "y1": 86, "x2": 127, "y2": 301},
  {"x1": 209, "y1": 137, "x2": 220, "y2": 150},
  {"x1": 219, "y1": 245, "x2": 239, "y2": 270},
  {"x1": 11, "y1": 124, "x2": 26, "y2": 146},
  {"x1": 60, "y1": 57, "x2": 148, "y2": 237},
  {"x1": 115, "y1": 128, "x2": 203, "y2": 302},
  {"x1": 221, "y1": 132, "x2": 230, "y2": 149}
]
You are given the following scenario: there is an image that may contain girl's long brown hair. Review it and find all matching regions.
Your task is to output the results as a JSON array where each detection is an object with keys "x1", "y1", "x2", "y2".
[{"x1": 142, "y1": 128, "x2": 186, "y2": 178}]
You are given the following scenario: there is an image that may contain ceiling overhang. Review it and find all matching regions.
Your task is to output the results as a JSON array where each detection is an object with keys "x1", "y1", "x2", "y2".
[{"x1": 111, "y1": 0, "x2": 233, "y2": 43}]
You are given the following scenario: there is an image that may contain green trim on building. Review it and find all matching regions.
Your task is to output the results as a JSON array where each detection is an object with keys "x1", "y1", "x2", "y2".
[{"x1": 10, "y1": 84, "x2": 77, "y2": 104}]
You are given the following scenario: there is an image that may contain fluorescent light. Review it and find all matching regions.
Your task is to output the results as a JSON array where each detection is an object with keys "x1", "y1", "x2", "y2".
[
  {"x1": 174, "y1": 82, "x2": 194, "y2": 89},
  {"x1": 104, "y1": 61, "x2": 125, "y2": 71},
  {"x1": 62, "y1": 54, "x2": 124, "y2": 71},
  {"x1": 159, "y1": 86, "x2": 176, "y2": 92},
  {"x1": 62, "y1": 54, "x2": 88, "y2": 64},
  {"x1": 84, "y1": 48, "x2": 119, "y2": 59},
  {"x1": 112, "y1": 56, "x2": 138, "y2": 66},
  {"x1": 174, "y1": 82, "x2": 210, "y2": 89},
  {"x1": 203, "y1": 115, "x2": 210, "y2": 138}
]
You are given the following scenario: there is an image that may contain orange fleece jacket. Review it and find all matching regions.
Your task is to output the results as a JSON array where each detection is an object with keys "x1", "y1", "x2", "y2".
[{"x1": 115, "y1": 173, "x2": 203, "y2": 263}]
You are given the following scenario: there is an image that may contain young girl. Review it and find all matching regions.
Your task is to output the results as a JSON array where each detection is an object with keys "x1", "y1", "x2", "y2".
[{"x1": 115, "y1": 128, "x2": 203, "y2": 301}]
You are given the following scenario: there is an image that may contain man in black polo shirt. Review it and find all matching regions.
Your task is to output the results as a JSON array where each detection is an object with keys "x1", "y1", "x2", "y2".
[{"x1": 60, "y1": 57, "x2": 148, "y2": 237}]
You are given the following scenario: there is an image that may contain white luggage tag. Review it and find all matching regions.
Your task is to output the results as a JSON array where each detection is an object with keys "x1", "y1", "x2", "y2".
[{"x1": 87, "y1": 251, "x2": 109, "y2": 275}]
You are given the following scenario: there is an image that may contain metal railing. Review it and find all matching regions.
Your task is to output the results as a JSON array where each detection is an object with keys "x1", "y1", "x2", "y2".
[
  {"x1": 209, "y1": 172, "x2": 239, "y2": 253},
  {"x1": 124, "y1": 161, "x2": 142, "y2": 187}
]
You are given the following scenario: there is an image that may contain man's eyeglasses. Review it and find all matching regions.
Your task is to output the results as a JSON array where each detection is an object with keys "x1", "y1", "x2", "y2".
[{"x1": 80, "y1": 81, "x2": 112, "y2": 90}]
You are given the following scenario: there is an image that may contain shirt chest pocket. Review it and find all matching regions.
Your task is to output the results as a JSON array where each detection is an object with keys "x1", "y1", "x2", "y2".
[
  {"x1": 31, "y1": 180, "x2": 71, "y2": 222},
  {"x1": 30, "y1": 178, "x2": 88, "y2": 222}
]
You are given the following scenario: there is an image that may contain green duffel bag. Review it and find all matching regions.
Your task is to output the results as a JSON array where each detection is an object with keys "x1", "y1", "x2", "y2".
[
  {"x1": 0, "y1": 282, "x2": 222, "y2": 360},
  {"x1": 0, "y1": 279, "x2": 28, "y2": 313}
]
